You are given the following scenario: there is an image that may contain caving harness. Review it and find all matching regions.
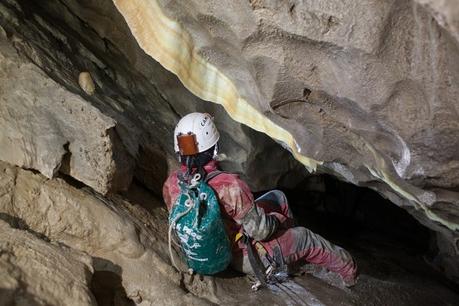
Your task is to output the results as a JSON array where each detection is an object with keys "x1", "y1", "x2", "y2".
[
  {"x1": 167, "y1": 170, "x2": 312, "y2": 304},
  {"x1": 236, "y1": 232, "x2": 290, "y2": 290},
  {"x1": 238, "y1": 234, "x2": 312, "y2": 305},
  {"x1": 168, "y1": 170, "x2": 231, "y2": 275}
]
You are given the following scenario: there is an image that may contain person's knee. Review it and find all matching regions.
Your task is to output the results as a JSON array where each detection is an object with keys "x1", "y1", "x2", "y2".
[
  {"x1": 286, "y1": 226, "x2": 312, "y2": 248},
  {"x1": 290, "y1": 226, "x2": 310, "y2": 238},
  {"x1": 272, "y1": 189, "x2": 288, "y2": 204}
]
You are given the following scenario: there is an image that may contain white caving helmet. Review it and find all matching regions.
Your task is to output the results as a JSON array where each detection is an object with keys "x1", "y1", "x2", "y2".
[{"x1": 174, "y1": 112, "x2": 220, "y2": 156}]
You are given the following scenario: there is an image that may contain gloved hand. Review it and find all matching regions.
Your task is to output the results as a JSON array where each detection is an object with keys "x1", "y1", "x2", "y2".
[{"x1": 240, "y1": 204, "x2": 279, "y2": 241}]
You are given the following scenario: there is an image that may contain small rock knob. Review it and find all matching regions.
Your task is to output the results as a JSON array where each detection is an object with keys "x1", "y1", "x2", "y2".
[{"x1": 78, "y1": 71, "x2": 95, "y2": 95}]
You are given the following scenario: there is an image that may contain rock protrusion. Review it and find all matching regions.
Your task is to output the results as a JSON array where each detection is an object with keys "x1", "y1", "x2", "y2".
[
  {"x1": 79, "y1": 71, "x2": 96, "y2": 95},
  {"x1": 0, "y1": 219, "x2": 96, "y2": 306},
  {"x1": 0, "y1": 33, "x2": 134, "y2": 194}
]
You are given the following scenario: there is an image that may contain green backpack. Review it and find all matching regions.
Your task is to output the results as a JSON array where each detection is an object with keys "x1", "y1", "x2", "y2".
[{"x1": 168, "y1": 171, "x2": 231, "y2": 275}]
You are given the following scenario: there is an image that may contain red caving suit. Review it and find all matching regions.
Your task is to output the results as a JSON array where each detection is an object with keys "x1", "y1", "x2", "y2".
[{"x1": 163, "y1": 160, "x2": 357, "y2": 284}]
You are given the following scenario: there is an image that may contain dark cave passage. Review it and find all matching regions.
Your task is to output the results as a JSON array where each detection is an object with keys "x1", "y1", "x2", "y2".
[
  {"x1": 119, "y1": 142, "x2": 459, "y2": 305},
  {"x1": 280, "y1": 174, "x2": 432, "y2": 254},
  {"x1": 0, "y1": 0, "x2": 458, "y2": 304},
  {"x1": 173, "y1": 171, "x2": 459, "y2": 305},
  {"x1": 259, "y1": 174, "x2": 459, "y2": 304}
]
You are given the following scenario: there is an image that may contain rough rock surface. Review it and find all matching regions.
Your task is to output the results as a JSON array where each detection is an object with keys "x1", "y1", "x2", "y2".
[
  {"x1": 0, "y1": 160, "x2": 209, "y2": 305},
  {"x1": 113, "y1": 0, "x2": 459, "y2": 280},
  {"x1": 0, "y1": 29, "x2": 133, "y2": 194},
  {"x1": 0, "y1": 219, "x2": 96, "y2": 306},
  {"x1": 0, "y1": 0, "x2": 300, "y2": 194},
  {"x1": 115, "y1": 0, "x2": 459, "y2": 221},
  {"x1": 0, "y1": 0, "x2": 459, "y2": 303},
  {"x1": 415, "y1": 0, "x2": 459, "y2": 42},
  {"x1": 2, "y1": 161, "x2": 459, "y2": 305}
]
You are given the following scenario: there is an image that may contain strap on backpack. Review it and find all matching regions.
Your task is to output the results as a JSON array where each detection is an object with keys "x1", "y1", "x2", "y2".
[{"x1": 205, "y1": 170, "x2": 225, "y2": 183}]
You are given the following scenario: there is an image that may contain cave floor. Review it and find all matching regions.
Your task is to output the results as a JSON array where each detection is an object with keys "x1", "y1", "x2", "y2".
[
  {"x1": 192, "y1": 230, "x2": 459, "y2": 306},
  {"x1": 116, "y1": 182, "x2": 459, "y2": 306},
  {"x1": 186, "y1": 198, "x2": 459, "y2": 305},
  {"x1": 198, "y1": 232, "x2": 459, "y2": 306}
]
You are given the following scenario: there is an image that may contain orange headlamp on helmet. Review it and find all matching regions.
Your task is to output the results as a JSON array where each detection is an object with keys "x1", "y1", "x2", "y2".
[
  {"x1": 176, "y1": 133, "x2": 199, "y2": 156},
  {"x1": 174, "y1": 113, "x2": 220, "y2": 156}
]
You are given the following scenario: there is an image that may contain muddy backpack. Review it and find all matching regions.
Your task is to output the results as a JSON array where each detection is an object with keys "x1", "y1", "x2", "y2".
[{"x1": 168, "y1": 171, "x2": 231, "y2": 275}]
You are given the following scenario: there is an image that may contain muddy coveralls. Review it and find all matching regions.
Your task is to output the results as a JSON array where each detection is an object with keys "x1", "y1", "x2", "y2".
[{"x1": 163, "y1": 160, "x2": 357, "y2": 284}]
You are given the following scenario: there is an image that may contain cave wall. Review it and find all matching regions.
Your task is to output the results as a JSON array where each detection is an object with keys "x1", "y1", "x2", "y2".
[
  {"x1": 112, "y1": 0, "x2": 459, "y2": 280},
  {"x1": 0, "y1": 0, "x2": 301, "y2": 195},
  {"x1": 113, "y1": 0, "x2": 459, "y2": 222},
  {"x1": 0, "y1": 160, "x2": 215, "y2": 305},
  {"x1": 0, "y1": 0, "x2": 458, "y2": 299},
  {"x1": 0, "y1": 2, "x2": 307, "y2": 302},
  {"x1": 0, "y1": 219, "x2": 96, "y2": 305}
]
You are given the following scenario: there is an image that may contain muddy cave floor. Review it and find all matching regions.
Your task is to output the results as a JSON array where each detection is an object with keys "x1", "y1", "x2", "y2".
[{"x1": 93, "y1": 178, "x2": 459, "y2": 306}]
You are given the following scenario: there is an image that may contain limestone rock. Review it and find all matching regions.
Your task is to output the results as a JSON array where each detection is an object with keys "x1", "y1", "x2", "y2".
[
  {"x1": 0, "y1": 0, "x2": 458, "y2": 289},
  {"x1": 415, "y1": 0, "x2": 459, "y2": 41},
  {"x1": 0, "y1": 220, "x2": 96, "y2": 306},
  {"x1": 0, "y1": 0, "x2": 299, "y2": 193},
  {"x1": 0, "y1": 161, "x2": 209, "y2": 305},
  {"x1": 113, "y1": 0, "x2": 459, "y2": 231},
  {"x1": 79, "y1": 71, "x2": 96, "y2": 95},
  {"x1": 0, "y1": 29, "x2": 134, "y2": 194}
]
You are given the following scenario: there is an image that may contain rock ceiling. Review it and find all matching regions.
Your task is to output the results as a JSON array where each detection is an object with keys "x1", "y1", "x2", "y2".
[
  {"x1": 0, "y1": 0, "x2": 458, "y2": 300},
  {"x1": 113, "y1": 0, "x2": 459, "y2": 233}
]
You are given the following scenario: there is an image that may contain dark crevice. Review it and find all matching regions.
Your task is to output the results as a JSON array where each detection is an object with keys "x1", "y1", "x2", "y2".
[
  {"x1": 303, "y1": 87, "x2": 312, "y2": 99},
  {"x1": 288, "y1": 4, "x2": 296, "y2": 16},
  {"x1": 90, "y1": 271, "x2": 135, "y2": 306},
  {"x1": 90, "y1": 258, "x2": 135, "y2": 306},
  {"x1": 120, "y1": 177, "x2": 164, "y2": 213},
  {"x1": 59, "y1": 141, "x2": 71, "y2": 174},
  {"x1": 0, "y1": 212, "x2": 51, "y2": 242},
  {"x1": 281, "y1": 174, "x2": 431, "y2": 251},
  {"x1": 56, "y1": 172, "x2": 87, "y2": 189}
]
